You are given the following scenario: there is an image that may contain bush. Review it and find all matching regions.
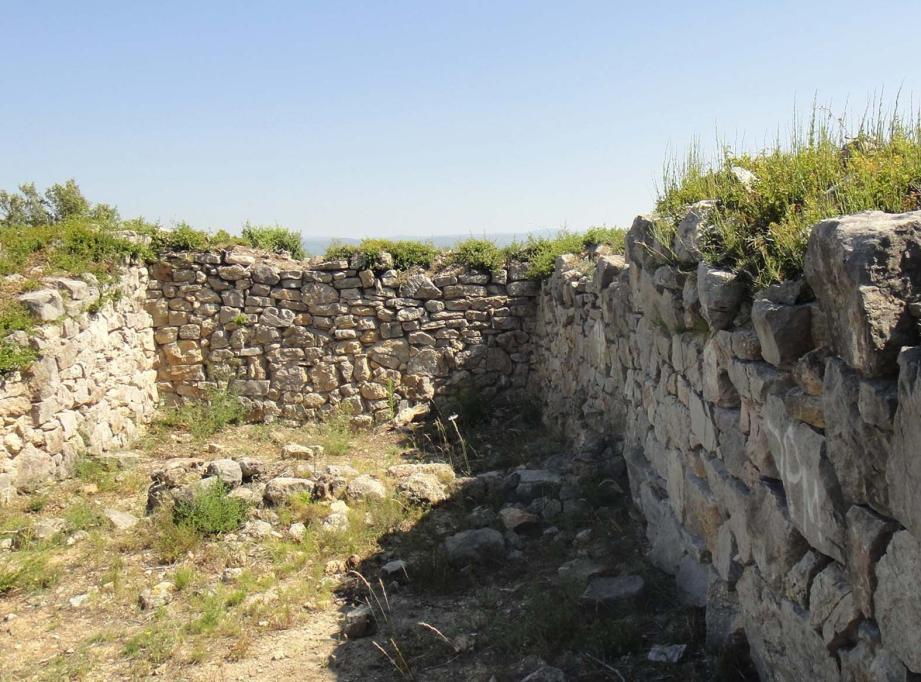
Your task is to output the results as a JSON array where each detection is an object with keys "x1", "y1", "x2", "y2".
[
  {"x1": 172, "y1": 482, "x2": 248, "y2": 535},
  {"x1": 451, "y1": 238, "x2": 505, "y2": 271},
  {"x1": 157, "y1": 387, "x2": 246, "y2": 439},
  {"x1": 240, "y1": 224, "x2": 305, "y2": 259},
  {"x1": 324, "y1": 238, "x2": 439, "y2": 271},
  {"x1": 655, "y1": 106, "x2": 921, "y2": 288},
  {"x1": 152, "y1": 222, "x2": 211, "y2": 251}
]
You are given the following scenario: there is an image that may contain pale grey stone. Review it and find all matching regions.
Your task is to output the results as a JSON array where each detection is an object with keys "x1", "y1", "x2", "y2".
[
  {"x1": 805, "y1": 210, "x2": 921, "y2": 376},
  {"x1": 874, "y1": 530, "x2": 921, "y2": 672}
]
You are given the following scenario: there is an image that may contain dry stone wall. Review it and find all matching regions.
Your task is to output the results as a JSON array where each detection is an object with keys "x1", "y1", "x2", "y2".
[
  {"x1": 0, "y1": 266, "x2": 158, "y2": 503},
  {"x1": 146, "y1": 248, "x2": 538, "y2": 424},
  {"x1": 530, "y1": 210, "x2": 921, "y2": 680}
]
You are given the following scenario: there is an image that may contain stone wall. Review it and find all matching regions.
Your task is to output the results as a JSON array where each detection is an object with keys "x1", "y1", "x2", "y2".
[
  {"x1": 0, "y1": 266, "x2": 158, "y2": 502},
  {"x1": 530, "y1": 210, "x2": 921, "y2": 679},
  {"x1": 146, "y1": 248, "x2": 539, "y2": 424}
]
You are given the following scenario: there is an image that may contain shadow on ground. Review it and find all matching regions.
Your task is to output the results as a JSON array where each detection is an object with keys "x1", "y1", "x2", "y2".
[{"x1": 326, "y1": 399, "x2": 758, "y2": 681}]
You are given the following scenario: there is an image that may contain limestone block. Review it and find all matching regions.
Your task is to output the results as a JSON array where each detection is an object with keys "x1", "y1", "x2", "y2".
[
  {"x1": 805, "y1": 210, "x2": 921, "y2": 377},
  {"x1": 825, "y1": 357, "x2": 892, "y2": 514},
  {"x1": 697, "y1": 263, "x2": 744, "y2": 331},
  {"x1": 874, "y1": 530, "x2": 921, "y2": 672},
  {"x1": 751, "y1": 298, "x2": 813, "y2": 367},
  {"x1": 888, "y1": 346, "x2": 921, "y2": 536},
  {"x1": 763, "y1": 393, "x2": 846, "y2": 562},
  {"x1": 845, "y1": 505, "x2": 897, "y2": 618}
]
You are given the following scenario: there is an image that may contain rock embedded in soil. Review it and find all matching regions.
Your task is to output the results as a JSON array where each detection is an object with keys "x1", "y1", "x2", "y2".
[
  {"x1": 342, "y1": 603, "x2": 376, "y2": 638},
  {"x1": 396, "y1": 472, "x2": 447, "y2": 505},
  {"x1": 511, "y1": 469, "x2": 562, "y2": 501},
  {"x1": 444, "y1": 528, "x2": 506, "y2": 566},
  {"x1": 345, "y1": 474, "x2": 387, "y2": 501},
  {"x1": 387, "y1": 462, "x2": 456, "y2": 483},
  {"x1": 139, "y1": 582, "x2": 175, "y2": 610},
  {"x1": 205, "y1": 458, "x2": 243, "y2": 487},
  {"x1": 498, "y1": 506, "x2": 541, "y2": 534},
  {"x1": 103, "y1": 509, "x2": 140, "y2": 531},
  {"x1": 580, "y1": 575, "x2": 645, "y2": 609},
  {"x1": 263, "y1": 477, "x2": 315, "y2": 506}
]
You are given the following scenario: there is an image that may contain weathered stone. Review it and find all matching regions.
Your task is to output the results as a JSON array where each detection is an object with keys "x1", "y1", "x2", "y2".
[
  {"x1": 737, "y1": 567, "x2": 840, "y2": 681},
  {"x1": 103, "y1": 509, "x2": 140, "y2": 531},
  {"x1": 205, "y1": 459, "x2": 243, "y2": 487},
  {"x1": 396, "y1": 472, "x2": 446, "y2": 505},
  {"x1": 673, "y1": 200, "x2": 715, "y2": 265},
  {"x1": 752, "y1": 298, "x2": 814, "y2": 367},
  {"x1": 263, "y1": 477, "x2": 315, "y2": 506},
  {"x1": 805, "y1": 210, "x2": 921, "y2": 377},
  {"x1": 580, "y1": 575, "x2": 645, "y2": 609},
  {"x1": 763, "y1": 392, "x2": 846, "y2": 561},
  {"x1": 697, "y1": 263, "x2": 744, "y2": 331},
  {"x1": 845, "y1": 505, "x2": 898, "y2": 618},
  {"x1": 825, "y1": 357, "x2": 891, "y2": 513},
  {"x1": 874, "y1": 530, "x2": 921, "y2": 672},
  {"x1": 18, "y1": 289, "x2": 65, "y2": 321},
  {"x1": 889, "y1": 346, "x2": 921, "y2": 537},
  {"x1": 345, "y1": 474, "x2": 386, "y2": 501},
  {"x1": 443, "y1": 528, "x2": 505, "y2": 565}
]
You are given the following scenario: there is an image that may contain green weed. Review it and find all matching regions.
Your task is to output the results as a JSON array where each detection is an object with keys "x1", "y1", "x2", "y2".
[
  {"x1": 172, "y1": 482, "x2": 249, "y2": 535},
  {"x1": 240, "y1": 223, "x2": 305, "y2": 259},
  {"x1": 156, "y1": 387, "x2": 246, "y2": 439}
]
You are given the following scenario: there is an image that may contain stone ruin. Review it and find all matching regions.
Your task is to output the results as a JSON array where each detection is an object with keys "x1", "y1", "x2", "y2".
[{"x1": 4, "y1": 208, "x2": 921, "y2": 678}]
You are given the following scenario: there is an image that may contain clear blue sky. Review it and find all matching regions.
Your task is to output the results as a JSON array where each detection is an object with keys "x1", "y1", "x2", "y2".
[{"x1": 3, "y1": 1, "x2": 921, "y2": 240}]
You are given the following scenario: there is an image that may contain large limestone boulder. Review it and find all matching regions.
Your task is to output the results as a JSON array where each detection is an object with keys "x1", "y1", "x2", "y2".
[{"x1": 805, "y1": 210, "x2": 921, "y2": 377}]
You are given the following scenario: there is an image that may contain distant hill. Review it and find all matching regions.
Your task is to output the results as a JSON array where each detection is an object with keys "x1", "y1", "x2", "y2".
[{"x1": 300, "y1": 228, "x2": 562, "y2": 257}]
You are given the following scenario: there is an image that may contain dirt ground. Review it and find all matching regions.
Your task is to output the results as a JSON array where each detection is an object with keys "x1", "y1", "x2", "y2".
[{"x1": 1, "y1": 402, "x2": 750, "y2": 681}]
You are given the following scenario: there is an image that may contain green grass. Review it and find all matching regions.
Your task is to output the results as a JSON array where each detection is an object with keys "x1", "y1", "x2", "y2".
[
  {"x1": 655, "y1": 104, "x2": 921, "y2": 288},
  {"x1": 316, "y1": 407, "x2": 355, "y2": 456},
  {"x1": 0, "y1": 552, "x2": 60, "y2": 594},
  {"x1": 240, "y1": 223, "x2": 305, "y2": 259},
  {"x1": 156, "y1": 387, "x2": 247, "y2": 439}
]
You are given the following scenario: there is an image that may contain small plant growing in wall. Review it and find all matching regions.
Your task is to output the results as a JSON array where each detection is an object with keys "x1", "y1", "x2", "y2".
[
  {"x1": 386, "y1": 379, "x2": 398, "y2": 418},
  {"x1": 231, "y1": 313, "x2": 249, "y2": 326}
]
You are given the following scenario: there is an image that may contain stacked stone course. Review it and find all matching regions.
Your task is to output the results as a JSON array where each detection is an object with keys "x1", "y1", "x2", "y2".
[
  {"x1": 0, "y1": 266, "x2": 158, "y2": 501},
  {"x1": 530, "y1": 209, "x2": 921, "y2": 679},
  {"x1": 146, "y1": 248, "x2": 538, "y2": 423}
]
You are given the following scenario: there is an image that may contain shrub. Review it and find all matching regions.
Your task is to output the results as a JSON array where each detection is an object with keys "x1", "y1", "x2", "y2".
[
  {"x1": 172, "y1": 482, "x2": 248, "y2": 535},
  {"x1": 240, "y1": 224, "x2": 305, "y2": 259},
  {"x1": 152, "y1": 222, "x2": 211, "y2": 251},
  {"x1": 655, "y1": 106, "x2": 921, "y2": 288},
  {"x1": 324, "y1": 238, "x2": 439, "y2": 271},
  {"x1": 451, "y1": 238, "x2": 505, "y2": 271},
  {"x1": 513, "y1": 227, "x2": 626, "y2": 280},
  {"x1": 0, "y1": 340, "x2": 37, "y2": 374},
  {"x1": 157, "y1": 387, "x2": 246, "y2": 439}
]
